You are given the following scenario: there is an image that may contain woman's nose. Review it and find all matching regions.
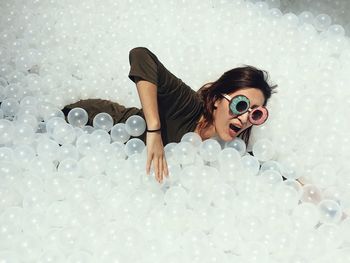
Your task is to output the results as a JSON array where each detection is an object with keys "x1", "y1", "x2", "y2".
[{"x1": 237, "y1": 111, "x2": 249, "y2": 125}]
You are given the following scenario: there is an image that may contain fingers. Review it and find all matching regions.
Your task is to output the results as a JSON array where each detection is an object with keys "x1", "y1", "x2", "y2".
[
  {"x1": 146, "y1": 152, "x2": 168, "y2": 183},
  {"x1": 151, "y1": 155, "x2": 168, "y2": 183},
  {"x1": 163, "y1": 157, "x2": 169, "y2": 177},
  {"x1": 146, "y1": 154, "x2": 152, "y2": 175},
  {"x1": 154, "y1": 156, "x2": 160, "y2": 182}
]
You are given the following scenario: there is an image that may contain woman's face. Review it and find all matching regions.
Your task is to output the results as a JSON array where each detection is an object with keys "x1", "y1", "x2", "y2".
[{"x1": 213, "y1": 87, "x2": 265, "y2": 142}]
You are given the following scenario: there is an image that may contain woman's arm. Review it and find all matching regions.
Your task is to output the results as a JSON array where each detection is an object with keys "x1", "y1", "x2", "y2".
[{"x1": 135, "y1": 77, "x2": 169, "y2": 183}]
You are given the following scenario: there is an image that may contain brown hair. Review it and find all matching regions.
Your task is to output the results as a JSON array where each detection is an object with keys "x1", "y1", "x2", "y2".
[{"x1": 197, "y1": 66, "x2": 277, "y2": 145}]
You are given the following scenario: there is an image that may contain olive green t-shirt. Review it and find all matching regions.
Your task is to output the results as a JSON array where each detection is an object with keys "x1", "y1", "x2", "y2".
[{"x1": 128, "y1": 47, "x2": 203, "y2": 144}]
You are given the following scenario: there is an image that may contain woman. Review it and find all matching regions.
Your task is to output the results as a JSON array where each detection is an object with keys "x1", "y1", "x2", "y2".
[{"x1": 63, "y1": 47, "x2": 277, "y2": 183}]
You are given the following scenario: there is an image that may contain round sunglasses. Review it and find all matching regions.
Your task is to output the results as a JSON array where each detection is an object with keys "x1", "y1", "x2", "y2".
[{"x1": 221, "y1": 94, "x2": 268, "y2": 125}]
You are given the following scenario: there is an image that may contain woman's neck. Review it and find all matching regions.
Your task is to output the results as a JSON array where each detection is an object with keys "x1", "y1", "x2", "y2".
[{"x1": 194, "y1": 116, "x2": 216, "y2": 140}]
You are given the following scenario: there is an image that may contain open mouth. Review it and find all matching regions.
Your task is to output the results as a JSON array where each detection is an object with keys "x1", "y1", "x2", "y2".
[{"x1": 229, "y1": 123, "x2": 241, "y2": 133}]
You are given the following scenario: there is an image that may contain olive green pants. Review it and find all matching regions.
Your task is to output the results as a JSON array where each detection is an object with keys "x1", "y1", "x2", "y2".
[{"x1": 62, "y1": 99, "x2": 146, "y2": 143}]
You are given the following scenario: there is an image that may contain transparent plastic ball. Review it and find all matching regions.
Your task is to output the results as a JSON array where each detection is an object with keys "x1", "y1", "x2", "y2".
[
  {"x1": 313, "y1": 14, "x2": 332, "y2": 31},
  {"x1": 4, "y1": 84, "x2": 24, "y2": 100},
  {"x1": 36, "y1": 138, "x2": 60, "y2": 161},
  {"x1": 279, "y1": 154, "x2": 304, "y2": 180},
  {"x1": 265, "y1": 0, "x2": 280, "y2": 8},
  {"x1": 1, "y1": 98, "x2": 20, "y2": 117},
  {"x1": 310, "y1": 164, "x2": 337, "y2": 189},
  {"x1": 42, "y1": 108, "x2": 65, "y2": 122},
  {"x1": 67, "y1": 107, "x2": 88, "y2": 128},
  {"x1": 90, "y1": 129, "x2": 111, "y2": 147},
  {"x1": 241, "y1": 154, "x2": 260, "y2": 176},
  {"x1": 181, "y1": 132, "x2": 202, "y2": 148},
  {"x1": 0, "y1": 147, "x2": 14, "y2": 162},
  {"x1": 327, "y1": 24, "x2": 345, "y2": 36},
  {"x1": 58, "y1": 158, "x2": 80, "y2": 177},
  {"x1": 260, "y1": 160, "x2": 282, "y2": 173},
  {"x1": 199, "y1": 139, "x2": 221, "y2": 162},
  {"x1": 87, "y1": 175, "x2": 112, "y2": 200},
  {"x1": 252, "y1": 138, "x2": 275, "y2": 162},
  {"x1": 210, "y1": 183, "x2": 237, "y2": 209},
  {"x1": 218, "y1": 147, "x2": 241, "y2": 165},
  {"x1": 164, "y1": 142, "x2": 178, "y2": 161},
  {"x1": 45, "y1": 117, "x2": 67, "y2": 137},
  {"x1": 259, "y1": 170, "x2": 283, "y2": 186},
  {"x1": 174, "y1": 142, "x2": 196, "y2": 165},
  {"x1": 164, "y1": 186, "x2": 188, "y2": 205},
  {"x1": 111, "y1": 123, "x2": 130, "y2": 143},
  {"x1": 225, "y1": 138, "x2": 246, "y2": 156},
  {"x1": 0, "y1": 119, "x2": 14, "y2": 144},
  {"x1": 299, "y1": 11, "x2": 314, "y2": 25},
  {"x1": 125, "y1": 115, "x2": 146, "y2": 137},
  {"x1": 269, "y1": 8, "x2": 283, "y2": 18},
  {"x1": 76, "y1": 134, "x2": 94, "y2": 155},
  {"x1": 292, "y1": 203, "x2": 320, "y2": 229},
  {"x1": 58, "y1": 144, "x2": 79, "y2": 161},
  {"x1": 52, "y1": 123, "x2": 76, "y2": 145},
  {"x1": 125, "y1": 138, "x2": 145, "y2": 157},
  {"x1": 318, "y1": 199, "x2": 343, "y2": 224},
  {"x1": 13, "y1": 123, "x2": 35, "y2": 145},
  {"x1": 93, "y1": 112, "x2": 113, "y2": 131},
  {"x1": 300, "y1": 184, "x2": 322, "y2": 204},
  {"x1": 274, "y1": 184, "x2": 300, "y2": 211},
  {"x1": 188, "y1": 186, "x2": 212, "y2": 211},
  {"x1": 15, "y1": 113, "x2": 38, "y2": 130},
  {"x1": 20, "y1": 96, "x2": 38, "y2": 107},
  {"x1": 283, "y1": 179, "x2": 302, "y2": 196}
]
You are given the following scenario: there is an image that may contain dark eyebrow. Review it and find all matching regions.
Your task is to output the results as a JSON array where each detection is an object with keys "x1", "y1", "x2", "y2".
[{"x1": 251, "y1": 105, "x2": 259, "y2": 109}]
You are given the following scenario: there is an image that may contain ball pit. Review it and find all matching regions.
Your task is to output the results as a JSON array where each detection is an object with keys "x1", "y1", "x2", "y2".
[{"x1": 0, "y1": 0, "x2": 350, "y2": 262}]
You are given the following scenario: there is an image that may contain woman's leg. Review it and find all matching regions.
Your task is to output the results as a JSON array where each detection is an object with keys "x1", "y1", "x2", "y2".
[{"x1": 62, "y1": 99, "x2": 143, "y2": 126}]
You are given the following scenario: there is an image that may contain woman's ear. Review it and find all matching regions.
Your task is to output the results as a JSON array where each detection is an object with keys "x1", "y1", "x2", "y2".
[{"x1": 214, "y1": 98, "x2": 220, "y2": 109}]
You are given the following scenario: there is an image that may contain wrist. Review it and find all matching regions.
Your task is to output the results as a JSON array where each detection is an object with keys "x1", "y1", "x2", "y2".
[
  {"x1": 147, "y1": 127, "x2": 161, "y2": 133},
  {"x1": 146, "y1": 121, "x2": 161, "y2": 130}
]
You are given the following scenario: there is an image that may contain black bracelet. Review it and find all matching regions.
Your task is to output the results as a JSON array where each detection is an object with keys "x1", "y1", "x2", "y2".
[{"x1": 146, "y1": 127, "x2": 161, "y2": 133}]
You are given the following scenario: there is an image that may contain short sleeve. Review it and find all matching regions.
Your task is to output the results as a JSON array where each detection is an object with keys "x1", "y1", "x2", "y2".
[
  {"x1": 128, "y1": 47, "x2": 203, "y2": 144},
  {"x1": 128, "y1": 47, "x2": 158, "y2": 86}
]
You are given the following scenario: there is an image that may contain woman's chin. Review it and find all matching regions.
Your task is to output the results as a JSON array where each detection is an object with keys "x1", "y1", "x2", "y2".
[{"x1": 218, "y1": 131, "x2": 236, "y2": 142}]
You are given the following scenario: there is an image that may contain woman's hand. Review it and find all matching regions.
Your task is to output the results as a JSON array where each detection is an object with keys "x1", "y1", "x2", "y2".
[{"x1": 146, "y1": 132, "x2": 169, "y2": 183}]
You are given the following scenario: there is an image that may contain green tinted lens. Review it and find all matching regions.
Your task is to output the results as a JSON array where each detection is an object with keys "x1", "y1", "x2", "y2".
[{"x1": 229, "y1": 95, "x2": 250, "y2": 115}]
